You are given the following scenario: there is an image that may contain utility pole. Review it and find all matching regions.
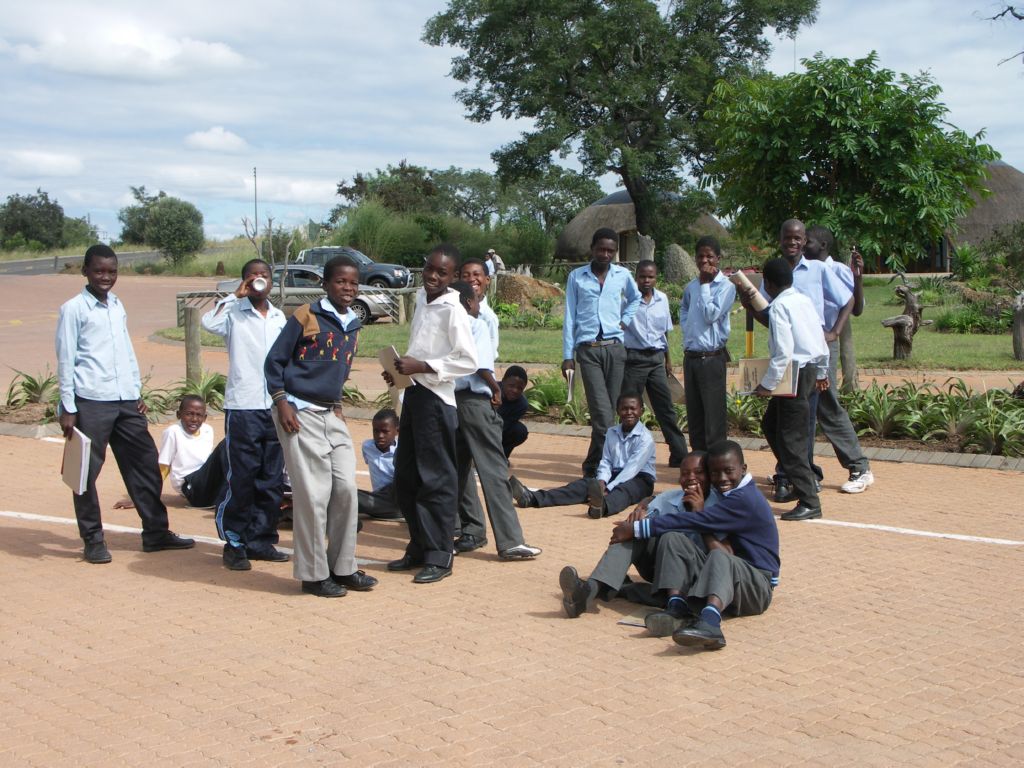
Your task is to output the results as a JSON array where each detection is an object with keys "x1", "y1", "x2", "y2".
[{"x1": 253, "y1": 167, "x2": 258, "y2": 231}]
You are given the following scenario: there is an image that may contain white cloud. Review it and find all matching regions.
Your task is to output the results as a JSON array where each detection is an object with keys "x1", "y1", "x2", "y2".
[
  {"x1": 4, "y1": 149, "x2": 83, "y2": 177},
  {"x1": 185, "y1": 126, "x2": 248, "y2": 153},
  {"x1": 8, "y1": 25, "x2": 245, "y2": 80}
]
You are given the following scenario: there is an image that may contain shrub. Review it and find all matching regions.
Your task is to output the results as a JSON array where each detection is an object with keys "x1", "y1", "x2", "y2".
[
  {"x1": 5, "y1": 368, "x2": 59, "y2": 408},
  {"x1": 146, "y1": 197, "x2": 205, "y2": 266},
  {"x1": 933, "y1": 304, "x2": 1010, "y2": 334}
]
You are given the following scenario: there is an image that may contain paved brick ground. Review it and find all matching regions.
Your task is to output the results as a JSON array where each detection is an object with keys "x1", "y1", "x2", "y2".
[{"x1": 1, "y1": 413, "x2": 1022, "y2": 766}]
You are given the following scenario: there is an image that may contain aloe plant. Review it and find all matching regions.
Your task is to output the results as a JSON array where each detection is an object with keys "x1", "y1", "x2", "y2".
[{"x1": 4, "y1": 368, "x2": 59, "y2": 408}]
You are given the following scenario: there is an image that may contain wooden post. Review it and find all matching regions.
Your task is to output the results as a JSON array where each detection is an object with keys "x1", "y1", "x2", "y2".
[
  {"x1": 185, "y1": 306, "x2": 202, "y2": 385},
  {"x1": 1013, "y1": 292, "x2": 1024, "y2": 362}
]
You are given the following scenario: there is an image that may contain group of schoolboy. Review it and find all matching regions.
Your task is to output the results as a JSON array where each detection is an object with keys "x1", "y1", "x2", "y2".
[{"x1": 56, "y1": 219, "x2": 870, "y2": 650}]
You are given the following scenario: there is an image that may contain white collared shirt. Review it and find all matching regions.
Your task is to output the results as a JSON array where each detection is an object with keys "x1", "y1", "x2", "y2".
[
  {"x1": 763, "y1": 287, "x2": 829, "y2": 390},
  {"x1": 406, "y1": 288, "x2": 477, "y2": 407},
  {"x1": 202, "y1": 295, "x2": 286, "y2": 410}
]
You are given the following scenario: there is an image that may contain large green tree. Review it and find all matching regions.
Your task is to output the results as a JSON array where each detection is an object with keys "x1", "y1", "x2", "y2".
[
  {"x1": 0, "y1": 189, "x2": 66, "y2": 249},
  {"x1": 145, "y1": 197, "x2": 205, "y2": 266},
  {"x1": 704, "y1": 52, "x2": 999, "y2": 270},
  {"x1": 117, "y1": 185, "x2": 167, "y2": 244},
  {"x1": 424, "y1": 0, "x2": 818, "y2": 240}
]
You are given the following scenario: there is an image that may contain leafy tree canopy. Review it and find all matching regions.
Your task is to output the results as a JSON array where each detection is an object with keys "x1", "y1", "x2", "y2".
[
  {"x1": 424, "y1": 0, "x2": 818, "y2": 241},
  {"x1": 703, "y1": 52, "x2": 999, "y2": 270},
  {"x1": 145, "y1": 197, "x2": 204, "y2": 266},
  {"x1": 0, "y1": 188, "x2": 97, "y2": 251},
  {"x1": 117, "y1": 185, "x2": 167, "y2": 244}
]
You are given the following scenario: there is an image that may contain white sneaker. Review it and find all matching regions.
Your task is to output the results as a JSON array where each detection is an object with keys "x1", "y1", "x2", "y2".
[
  {"x1": 841, "y1": 470, "x2": 875, "y2": 494},
  {"x1": 499, "y1": 544, "x2": 542, "y2": 560}
]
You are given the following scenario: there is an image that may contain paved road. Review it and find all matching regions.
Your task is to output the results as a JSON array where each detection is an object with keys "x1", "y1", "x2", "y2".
[{"x1": 0, "y1": 246, "x2": 230, "y2": 276}]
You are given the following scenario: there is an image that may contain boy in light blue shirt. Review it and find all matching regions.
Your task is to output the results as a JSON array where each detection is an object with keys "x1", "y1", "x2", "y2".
[{"x1": 358, "y1": 408, "x2": 402, "y2": 521}]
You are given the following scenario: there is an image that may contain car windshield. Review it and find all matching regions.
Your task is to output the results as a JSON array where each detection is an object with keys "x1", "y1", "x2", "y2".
[{"x1": 345, "y1": 249, "x2": 373, "y2": 266}]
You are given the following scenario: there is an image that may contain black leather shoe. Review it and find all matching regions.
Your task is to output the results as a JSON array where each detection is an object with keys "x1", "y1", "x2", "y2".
[
  {"x1": 645, "y1": 601, "x2": 695, "y2": 637},
  {"x1": 84, "y1": 540, "x2": 112, "y2": 564},
  {"x1": 772, "y1": 476, "x2": 796, "y2": 503},
  {"x1": 302, "y1": 578, "x2": 347, "y2": 598},
  {"x1": 248, "y1": 547, "x2": 290, "y2": 562},
  {"x1": 223, "y1": 544, "x2": 251, "y2": 571},
  {"x1": 508, "y1": 475, "x2": 535, "y2": 508},
  {"x1": 559, "y1": 565, "x2": 597, "y2": 618},
  {"x1": 387, "y1": 554, "x2": 422, "y2": 572},
  {"x1": 454, "y1": 534, "x2": 487, "y2": 553},
  {"x1": 142, "y1": 531, "x2": 196, "y2": 552},
  {"x1": 413, "y1": 565, "x2": 452, "y2": 584},
  {"x1": 672, "y1": 618, "x2": 726, "y2": 650},
  {"x1": 332, "y1": 570, "x2": 378, "y2": 591},
  {"x1": 781, "y1": 504, "x2": 822, "y2": 521}
]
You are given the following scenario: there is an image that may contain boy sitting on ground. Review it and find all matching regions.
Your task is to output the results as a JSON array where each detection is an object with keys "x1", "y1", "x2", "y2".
[
  {"x1": 358, "y1": 408, "x2": 402, "y2": 521},
  {"x1": 510, "y1": 393, "x2": 655, "y2": 519},
  {"x1": 496, "y1": 366, "x2": 530, "y2": 458},
  {"x1": 610, "y1": 440, "x2": 780, "y2": 651}
]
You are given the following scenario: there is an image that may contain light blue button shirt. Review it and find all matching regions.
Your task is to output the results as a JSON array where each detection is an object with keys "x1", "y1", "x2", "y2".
[
  {"x1": 562, "y1": 263, "x2": 642, "y2": 360},
  {"x1": 623, "y1": 289, "x2": 672, "y2": 351},
  {"x1": 56, "y1": 289, "x2": 142, "y2": 414},
  {"x1": 822, "y1": 256, "x2": 859, "y2": 330},
  {"x1": 479, "y1": 296, "x2": 500, "y2": 357},
  {"x1": 646, "y1": 485, "x2": 723, "y2": 517},
  {"x1": 456, "y1": 315, "x2": 496, "y2": 397},
  {"x1": 597, "y1": 421, "x2": 656, "y2": 490},
  {"x1": 760, "y1": 257, "x2": 851, "y2": 330},
  {"x1": 202, "y1": 295, "x2": 286, "y2": 410},
  {"x1": 361, "y1": 438, "x2": 396, "y2": 491},
  {"x1": 679, "y1": 271, "x2": 735, "y2": 352}
]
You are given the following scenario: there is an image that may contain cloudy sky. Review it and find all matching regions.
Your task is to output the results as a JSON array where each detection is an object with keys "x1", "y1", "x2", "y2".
[{"x1": 1, "y1": 1, "x2": 1021, "y2": 241}]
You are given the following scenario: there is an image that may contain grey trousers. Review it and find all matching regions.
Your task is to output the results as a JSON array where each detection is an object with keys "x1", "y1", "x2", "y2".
[
  {"x1": 589, "y1": 532, "x2": 708, "y2": 596},
  {"x1": 273, "y1": 408, "x2": 358, "y2": 582},
  {"x1": 814, "y1": 382, "x2": 870, "y2": 474},
  {"x1": 455, "y1": 392, "x2": 526, "y2": 552},
  {"x1": 682, "y1": 353, "x2": 729, "y2": 451},
  {"x1": 687, "y1": 548, "x2": 774, "y2": 617},
  {"x1": 576, "y1": 342, "x2": 626, "y2": 475},
  {"x1": 622, "y1": 349, "x2": 688, "y2": 462}
]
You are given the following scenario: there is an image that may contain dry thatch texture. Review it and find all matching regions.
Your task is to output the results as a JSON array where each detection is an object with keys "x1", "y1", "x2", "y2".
[
  {"x1": 495, "y1": 274, "x2": 564, "y2": 309},
  {"x1": 951, "y1": 161, "x2": 1024, "y2": 248},
  {"x1": 555, "y1": 189, "x2": 730, "y2": 260}
]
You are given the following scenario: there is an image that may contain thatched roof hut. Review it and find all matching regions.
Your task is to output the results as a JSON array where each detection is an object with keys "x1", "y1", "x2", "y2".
[
  {"x1": 555, "y1": 190, "x2": 729, "y2": 261},
  {"x1": 951, "y1": 161, "x2": 1024, "y2": 248}
]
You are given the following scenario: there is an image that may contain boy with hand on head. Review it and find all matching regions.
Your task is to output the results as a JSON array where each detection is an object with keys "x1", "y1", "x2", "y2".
[
  {"x1": 622, "y1": 259, "x2": 689, "y2": 467},
  {"x1": 265, "y1": 255, "x2": 375, "y2": 598},
  {"x1": 358, "y1": 408, "x2": 402, "y2": 521},
  {"x1": 202, "y1": 258, "x2": 289, "y2": 571},
  {"x1": 55, "y1": 244, "x2": 195, "y2": 563},
  {"x1": 496, "y1": 366, "x2": 529, "y2": 458},
  {"x1": 754, "y1": 257, "x2": 829, "y2": 521},
  {"x1": 679, "y1": 236, "x2": 736, "y2": 451},
  {"x1": 510, "y1": 393, "x2": 655, "y2": 520},
  {"x1": 450, "y1": 281, "x2": 542, "y2": 560},
  {"x1": 383, "y1": 244, "x2": 478, "y2": 585},
  {"x1": 610, "y1": 440, "x2": 779, "y2": 651},
  {"x1": 563, "y1": 228, "x2": 642, "y2": 476}
]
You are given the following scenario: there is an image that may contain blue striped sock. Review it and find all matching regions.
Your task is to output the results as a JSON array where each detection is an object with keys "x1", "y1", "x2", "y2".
[{"x1": 701, "y1": 605, "x2": 722, "y2": 627}]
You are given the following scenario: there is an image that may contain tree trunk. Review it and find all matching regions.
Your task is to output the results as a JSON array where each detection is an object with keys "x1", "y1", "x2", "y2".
[
  {"x1": 621, "y1": 173, "x2": 653, "y2": 236},
  {"x1": 1013, "y1": 292, "x2": 1024, "y2": 361}
]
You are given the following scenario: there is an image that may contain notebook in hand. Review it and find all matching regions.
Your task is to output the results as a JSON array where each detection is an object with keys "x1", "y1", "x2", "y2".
[
  {"x1": 61, "y1": 427, "x2": 91, "y2": 495},
  {"x1": 378, "y1": 345, "x2": 413, "y2": 389},
  {"x1": 737, "y1": 358, "x2": 798, "y2": 397}
]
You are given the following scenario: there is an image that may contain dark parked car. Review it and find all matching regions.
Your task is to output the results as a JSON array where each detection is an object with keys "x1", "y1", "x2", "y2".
[
  {"x1": 216, "y1": 264, "x2": 392, "y2": 324},
  {"x1": 296, "y1": 246, "x2": 410, "y2": 288}
]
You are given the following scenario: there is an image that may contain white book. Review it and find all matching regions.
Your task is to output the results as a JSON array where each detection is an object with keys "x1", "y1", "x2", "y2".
[
  {"x1": 737, "y1": 358, "x2": 799, "y2": 397},
  {"x1": 61, "y1": 427, "x2": 91, "y2": 495},
  {"x1": 378, "y1": 345, "x2": 413, "y2": 389}
]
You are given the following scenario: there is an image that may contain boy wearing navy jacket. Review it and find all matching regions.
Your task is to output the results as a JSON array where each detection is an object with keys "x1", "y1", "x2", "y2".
[
  {"x1": 265, "y1": 256, "x2": 376, "y2": 598},
  {"x1": 610, "y1": 440, "x2": 779, "y2": 651}
]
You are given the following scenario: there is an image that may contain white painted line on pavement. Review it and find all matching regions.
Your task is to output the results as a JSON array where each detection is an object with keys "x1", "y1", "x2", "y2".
[
  {"x1": 806, "y1": 518, "x2": 1023, "y2": 546},
  {"x1": 0, "y1": 510, "x2": 391, "y2": 564}
]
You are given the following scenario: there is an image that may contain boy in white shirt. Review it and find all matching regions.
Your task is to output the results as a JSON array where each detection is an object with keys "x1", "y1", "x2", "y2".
[
  {"x1": 382, "y1": 244, "x2": 478, "y2": 584},
  {"x1": 754, "y1": 258, "x2": 829, "y2": 521}
]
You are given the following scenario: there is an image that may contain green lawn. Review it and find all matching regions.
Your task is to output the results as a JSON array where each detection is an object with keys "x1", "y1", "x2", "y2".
[{"x1": 156, "y1": 282, "x2": 1023, "y2": 371}]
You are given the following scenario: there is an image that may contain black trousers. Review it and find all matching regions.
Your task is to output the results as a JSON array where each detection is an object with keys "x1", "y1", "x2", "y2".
[
  {"x1": 394, "y1": 385, "x2": 459, "y2": 568},
  {"x1": 181, "y1": 439, "x2": 227, "y2": 508},
  {"x1": 531, "y1": 473, "x2": 655, "y2": 517},
  {"x1": 622, "y1": 349, "x2": 688, "y2": 462},
  {"x1": 761, "y1": 365, "x2": 821, "y2": 508},
  {"x1": 502, "y1": 421, "x2": 528, "y2": 458},
  {"x1": 216, "y1": 409, "x2": 284, "y2": 552},
  {"x1": 71, "y1": 398, "x2": 169, "y2": 545},
  {"x1": 683, "y1": 352, "x2": 728, "y2": 451}
]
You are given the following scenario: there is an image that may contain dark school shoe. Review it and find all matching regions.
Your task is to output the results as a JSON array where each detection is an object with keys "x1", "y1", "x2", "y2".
[
  {"x1": 332, "y1": 570, "x2": 378, "y2": 591},
  {"x1": 142, "y1": 531, "x2": 196, "y2": 552},
  {"x1": 559, "y1": 565, "x2": 598, "y2": 618},
  {"x1": 222, "y1": 544, "x2": 252, "y2": 571},
  {"x1": 412, "y1": 565, "x2": 452, "y2": 584},
  {"x1": 386, "y1": 554, "x2": 422, "y2": 572},
  {"x1": 454, "y1": 534, "x2": 487, "y2": 553},
  {"x1": 84, "y1": 540, "x2": 112, "y2": 564},
  {"x1": 672, "y1": 619, "x2": 726, "y2": 650},
  {"x1": 780, "y1": 504, "x2": 822, "y2": 521},
  {"x1": 772, "y1": 476, "x2": 796, "y2": 503},
  {"x1": 247, "y1": 547, "x2": 290, "y2": 562},
  {"x1": 301, "y1": 578, "x2": 347, "y2": 598},
  {"x1": 508, "y1": 475, "x2": 535, "y2": 508},
  {"x1": 644, "y1": 601, "x2": 696, "y2": 638}
]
